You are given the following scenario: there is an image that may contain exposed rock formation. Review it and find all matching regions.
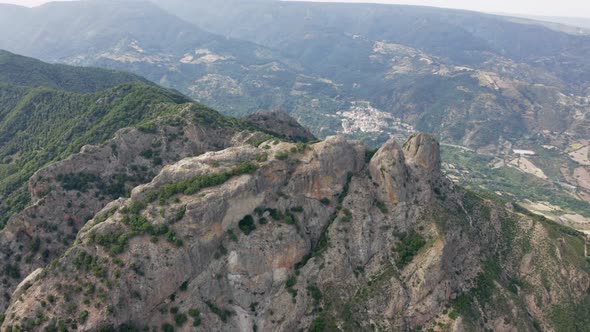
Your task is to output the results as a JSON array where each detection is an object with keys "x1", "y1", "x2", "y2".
[
  {"x1": 2, "y1": 132, "x2": 588, "y2": 331},
  {"x1": 0, "y1": 106, "x2": 310, "y2": 312},
  {"x1": 245, "y1": 110, "x2": 316, "y2": 142}
]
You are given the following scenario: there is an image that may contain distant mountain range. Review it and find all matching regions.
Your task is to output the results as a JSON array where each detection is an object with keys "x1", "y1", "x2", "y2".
[{"x1": 510, "y1": 14, "x2": 590, "y2": 31}]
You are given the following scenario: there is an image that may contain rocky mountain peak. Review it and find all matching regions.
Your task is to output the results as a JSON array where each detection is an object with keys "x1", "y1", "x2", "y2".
[
  {"x1": 1, "y1": 125, "x2": 588, "y2": 332},
  {"x1": 369, "y1": 133, "x2": 442, "y2": 205},
  {"x1": 403, "y1": 133, "x2": 441, "y2": 173}
]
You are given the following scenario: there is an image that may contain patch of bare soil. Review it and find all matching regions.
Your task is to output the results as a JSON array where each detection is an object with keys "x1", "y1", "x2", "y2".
[
  {"x1": 573, "y1": 166, "x2": 590, "y2": 190},
  {"x1": 508, "y1": 157, "x2": 548, "y2": 179},
  {"x1": 569, "y1": 145, "x2": 590, "y2": 166}
]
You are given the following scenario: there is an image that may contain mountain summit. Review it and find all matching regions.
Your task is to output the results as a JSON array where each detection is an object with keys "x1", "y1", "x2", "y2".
[{"x1": 1, "y1": 128, "x2": 588, "y2": 331}]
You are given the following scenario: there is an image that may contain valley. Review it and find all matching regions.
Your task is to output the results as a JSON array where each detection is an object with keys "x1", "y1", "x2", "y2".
[{"x1": 442, "y1": 144, "x2": 590, "y2": 231}]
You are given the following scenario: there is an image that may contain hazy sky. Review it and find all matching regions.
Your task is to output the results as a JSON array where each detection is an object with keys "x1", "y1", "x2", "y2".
[
  {"x1": 1, "y1": 0, "x2": 589, "y2": 18},
  {"x1": 292, "y1": 0, "x2": 590, "y2": 18},
  {"x1": 0, "y1": 0, "x2": 52, "y2": 6}
]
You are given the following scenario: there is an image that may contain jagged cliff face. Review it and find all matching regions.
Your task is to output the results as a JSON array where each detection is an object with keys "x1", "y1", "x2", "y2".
[
  {"x1": 0, "y1": 105, "x2": 317, "y2": 313},
  {"x1": 2, "y1": 132, "x2": 588, "y2": 331}
]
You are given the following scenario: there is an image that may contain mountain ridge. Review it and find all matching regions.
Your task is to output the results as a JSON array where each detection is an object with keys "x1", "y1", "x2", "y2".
[
  {"x1": 1, "y1": 130, "x2": 588, "y2": 331},
  {"x1": 0, "y1": 52, "x2": 319, "y2": 313},
  {"x1": 0, "y1": 49, "x2": 148, "y2": 93},
  {"x1": 1, "y1": 0, "x2": 589, "y2": 255}
]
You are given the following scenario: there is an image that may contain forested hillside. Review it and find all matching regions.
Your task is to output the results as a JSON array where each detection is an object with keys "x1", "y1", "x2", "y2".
[
  {"x1": 0, "y1": 51, "x2": 191, "y2": 228},
  {"x1": 0, "y1": 50, "x2": 146, "y2": 92}
]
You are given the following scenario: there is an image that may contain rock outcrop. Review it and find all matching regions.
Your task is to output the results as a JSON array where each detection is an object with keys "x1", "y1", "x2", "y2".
[
  {"x1": 2, "y1": 131, "x2": 588, "y2": 332},
  {"x1": 0, "y1": 105, "x2": 312, "y2": 312},
  {"x1": 245, "y1": 110, "x2": 316, "y2": 142}
]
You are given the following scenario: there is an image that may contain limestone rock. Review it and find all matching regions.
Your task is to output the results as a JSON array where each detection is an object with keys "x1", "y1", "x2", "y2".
[{"x1": 1, "y1": 132, "x2": 588, "y2": 332}]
